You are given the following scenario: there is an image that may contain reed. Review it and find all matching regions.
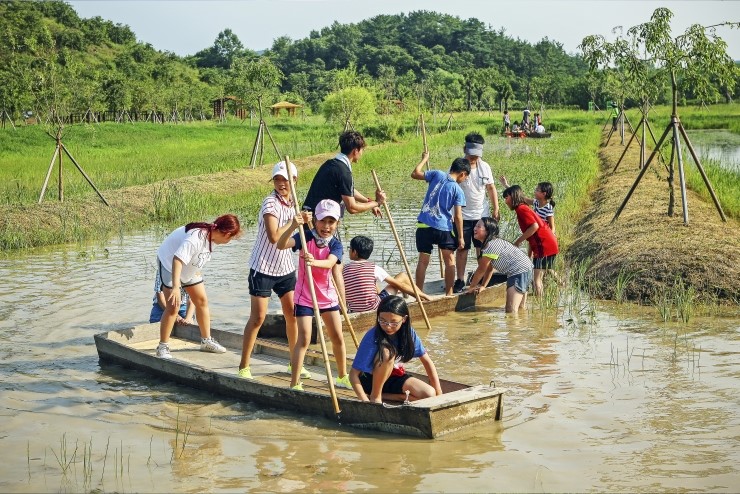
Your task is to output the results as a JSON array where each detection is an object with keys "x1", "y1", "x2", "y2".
[{"x1": 614, "y1": 268, "x2": 636, "y2": 304}]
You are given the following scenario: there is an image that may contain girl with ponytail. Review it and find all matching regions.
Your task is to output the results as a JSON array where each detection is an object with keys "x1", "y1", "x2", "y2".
[{"x1": 155, "y1": 214, "x2": 241, "y2": 359}]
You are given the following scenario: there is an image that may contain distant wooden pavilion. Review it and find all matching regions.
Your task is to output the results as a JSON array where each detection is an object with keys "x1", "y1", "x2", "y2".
[
  {"x1": 212, "y1": 96, "x2": 246, "y2": 119},
  {"x1": 270, "y1": 101, "x2": 302, "y2": 117}
]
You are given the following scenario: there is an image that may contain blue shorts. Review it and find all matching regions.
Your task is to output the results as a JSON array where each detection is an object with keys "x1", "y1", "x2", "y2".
[
  {"x1": 248, "y1": 269, "x2": 296, "y2": 298},
  {"x1": 507, "y1": 270, "x2": 532, "y2": 294},
  {"x1": 416, "y1": 225, "x2": 456, "y2": 254},
  {"x1": 359, "y1": 371, "x2": 412, "y2": 395},
  {"x1": 533, "y1": 254, "x2": 557, "y2": 270},
  {"x1": 294, "y1": 303, "x2": 340, "y2": 317}
]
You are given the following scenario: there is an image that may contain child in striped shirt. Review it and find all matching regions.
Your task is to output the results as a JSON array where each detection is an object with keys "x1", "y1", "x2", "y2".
[{"x1": 465, "y1": 217, "x2": 533, "y2": 313}]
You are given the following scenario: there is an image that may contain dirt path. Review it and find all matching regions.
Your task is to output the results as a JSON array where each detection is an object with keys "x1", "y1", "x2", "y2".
[{"x1": 568, "y1": 129, "x2": 740, "y2": 304}]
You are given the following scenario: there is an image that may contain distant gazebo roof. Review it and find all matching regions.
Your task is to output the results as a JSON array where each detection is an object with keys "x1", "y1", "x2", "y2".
[{"x1": 270, "y1": 101, "x2": 302, "y2": 116}]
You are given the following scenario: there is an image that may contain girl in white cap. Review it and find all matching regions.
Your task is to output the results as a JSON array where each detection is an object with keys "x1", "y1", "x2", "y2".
[
  {"x1": 238, "y1": 161, "x2": 308, "y2": 380},
  {"x1": 277, "y1": 199, "x2": 350, "y2": 391}
]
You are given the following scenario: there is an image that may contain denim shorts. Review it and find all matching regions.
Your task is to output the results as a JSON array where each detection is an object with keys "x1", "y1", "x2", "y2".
[
  {"x1": 507, "y1": 270, "x2": 532, "y2": 294},
  {"x1": 159, "y1": 260, "x2": 203, "y2": 288},
  {"x1": 294, "y1": 303, "x2": 340, "y2": 317}
]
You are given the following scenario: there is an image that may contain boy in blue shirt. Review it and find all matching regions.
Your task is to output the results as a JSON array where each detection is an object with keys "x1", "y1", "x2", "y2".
[{"x1": 411, "y1": 152, "x2": 470, "y2": 296}]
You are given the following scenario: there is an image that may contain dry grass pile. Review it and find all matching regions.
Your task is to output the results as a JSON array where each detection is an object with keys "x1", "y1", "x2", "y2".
[{"x1": 568, "y1": 128, "x2": 740, "y2": 304}]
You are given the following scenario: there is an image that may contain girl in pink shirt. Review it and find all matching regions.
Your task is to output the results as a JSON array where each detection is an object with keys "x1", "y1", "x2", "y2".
[{"x1": 277, "y1": 199, "x2": 350, "y2": 391}]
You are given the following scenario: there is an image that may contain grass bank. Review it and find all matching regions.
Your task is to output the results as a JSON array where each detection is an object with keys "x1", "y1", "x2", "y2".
[{"x1": 568, "y1": 118, "x2": 740, "y2": 304}]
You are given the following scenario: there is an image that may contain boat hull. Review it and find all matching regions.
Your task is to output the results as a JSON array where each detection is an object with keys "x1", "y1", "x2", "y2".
[{"x1": 94, "y1": 323, "x2": 505, "y2": 439}]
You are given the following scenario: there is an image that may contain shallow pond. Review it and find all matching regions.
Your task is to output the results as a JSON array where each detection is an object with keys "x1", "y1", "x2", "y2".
[
  {"x1": 1, "y1": 143, "x2": 739, "y2": 492},
  {"x1": 686, "y1": 130, "x2": 740, "y2": 172}
]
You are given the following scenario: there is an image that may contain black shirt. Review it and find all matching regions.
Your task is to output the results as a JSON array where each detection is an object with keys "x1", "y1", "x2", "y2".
[{"x1": 303, "y1": 158, "x2": 354, "y2": 211}]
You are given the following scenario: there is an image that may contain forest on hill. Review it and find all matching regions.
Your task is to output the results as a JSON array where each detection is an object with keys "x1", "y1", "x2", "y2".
[{"x1": 0, "y1": 0, "x2": 735, "y2": 126}]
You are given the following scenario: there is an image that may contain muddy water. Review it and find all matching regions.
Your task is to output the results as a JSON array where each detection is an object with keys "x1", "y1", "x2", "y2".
[
  {"x1": 2, "y1": 197, "x2": 740, "y2": 492},
  {"x1": 686, "y1": 130, "x2": 740, "y2": 171}
]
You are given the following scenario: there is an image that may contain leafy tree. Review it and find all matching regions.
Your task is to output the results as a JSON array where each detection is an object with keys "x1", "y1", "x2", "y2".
[
  {"x1": 321, "y1": 86, "x2": 376, "y2": 125},
  {"x1": 193, "y1": 29, "x2": 249, "y2": 69},
  {"x1": 230, "y1": 56, "x2": 284, "y2": 116}
]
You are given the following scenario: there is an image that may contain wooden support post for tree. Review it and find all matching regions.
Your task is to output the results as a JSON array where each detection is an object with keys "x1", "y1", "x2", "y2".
[
  {"x1": 0, "y1": 108, "x2": 16, "y2": 130},
  {"x1": 612, "y1": 115, "x2": 726, "y2": 225},
  {"x1": 249, "y1": 99, "x2": 282, "y2": 169},
  {"x1": 38, "y1": 128, "x2": 109, "y2": 206},
  {"x1": 613, "y1": 103, "x2": 666, "y2": 173}
]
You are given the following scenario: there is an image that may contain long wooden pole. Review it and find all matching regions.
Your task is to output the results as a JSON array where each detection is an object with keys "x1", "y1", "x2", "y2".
[
  {"x1": 330, "y1": 272, "x2": 359, "y2": 348},
  {"x1": 419, "y1": 113, "x2": 444, "y2": 278},
  {"x1": 285, "y1": 155, "x2": 340, "y2": 415},
  {"x1": 372, "y1": 170, "x2": 432, "y2": 330}
]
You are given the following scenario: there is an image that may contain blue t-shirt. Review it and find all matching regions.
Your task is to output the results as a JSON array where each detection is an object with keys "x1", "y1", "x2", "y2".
[
  {"x1": 417, "y1": 170, "x2": 466, "y2": 231},
  {"x1": 352, "y1": 326, "x2": 426, "y2": 375}
]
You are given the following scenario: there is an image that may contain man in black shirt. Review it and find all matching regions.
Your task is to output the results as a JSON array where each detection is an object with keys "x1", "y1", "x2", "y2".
[{"x1": 303, "y1": 131, "x2": 386, "y2": 218}]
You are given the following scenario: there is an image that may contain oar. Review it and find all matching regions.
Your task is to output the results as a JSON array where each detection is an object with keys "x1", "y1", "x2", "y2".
[
  {"x1": 330, "y1": 272, "x2": 360, "y2": 349},
  {"x1": 285, "y1": 155, "x2": 340, "y2": 415},
  {"x1": 420, "y1": 113, "x2": 444, "y2": 278},
  {"x1": 372, "y1": 169, "x2": 432, "y2": 330}
]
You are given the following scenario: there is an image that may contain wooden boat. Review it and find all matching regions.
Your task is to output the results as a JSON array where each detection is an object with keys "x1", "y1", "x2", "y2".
[
  {"x1": 94, "y1": 323, "x2": 505, "y2": 439},
  {"x1": 502, "y1": 131, "x2": 552, "y2": 138},
  {"x1": 259, "y1": 275, "x2": 507, "y2": 341}
]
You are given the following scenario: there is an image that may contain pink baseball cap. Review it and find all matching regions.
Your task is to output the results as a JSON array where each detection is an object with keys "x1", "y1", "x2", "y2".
[{"x1": 314, "y1": 199, "x2": 341, "y2": 220}]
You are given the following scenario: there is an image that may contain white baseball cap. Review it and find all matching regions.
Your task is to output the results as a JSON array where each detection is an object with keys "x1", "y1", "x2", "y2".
[{"x1": 271, "y1": 161, "x2": 298, "y2": 180}]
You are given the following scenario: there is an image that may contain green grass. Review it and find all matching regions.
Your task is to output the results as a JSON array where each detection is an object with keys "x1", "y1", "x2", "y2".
[{"x1": 1, "y1": 106, "x2": 735, "y2": 250}]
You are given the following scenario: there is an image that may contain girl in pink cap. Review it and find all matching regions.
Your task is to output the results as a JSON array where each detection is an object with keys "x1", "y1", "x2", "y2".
[{"x1": 277, "y1": 199, "x2": 350, "y2": 391}]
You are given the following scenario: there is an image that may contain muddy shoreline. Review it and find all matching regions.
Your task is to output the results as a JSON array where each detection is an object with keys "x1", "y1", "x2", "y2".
[{"x1": 568, "y1": 130, "x2": 740, "y2": 304}]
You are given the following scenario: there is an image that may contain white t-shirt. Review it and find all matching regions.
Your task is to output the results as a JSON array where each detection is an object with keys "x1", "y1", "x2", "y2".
[
  {"x1": 157, "y1": 226, "x2": 211, "y2": 283},
  {"x1": 535, "y1": 124, "x2": 546, "y2": 134},
  {"x1": 459, "y1": 159, "x2": 494, "y2": 220}
]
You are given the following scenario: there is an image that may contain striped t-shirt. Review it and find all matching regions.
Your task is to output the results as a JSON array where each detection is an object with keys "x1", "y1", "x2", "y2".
[
  {"x1": 343, "y1": 260, "x2": 390, "y2": 313},
  {"x1": 533, "y1": 199, "x2": 554, "y2": 224},
  {"x1": 248, "y1": 191, "x2": 296, "y2": 276},
  {"x1": 480, "y1": 238, "x2": 533, "y2": 277}
]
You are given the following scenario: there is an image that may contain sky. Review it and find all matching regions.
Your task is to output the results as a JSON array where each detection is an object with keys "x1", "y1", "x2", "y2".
[{"x1": 66, "y1": 0, "x2": 740, "y2": 59}]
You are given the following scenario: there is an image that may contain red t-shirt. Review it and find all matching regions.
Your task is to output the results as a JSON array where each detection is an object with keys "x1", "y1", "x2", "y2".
[{"x1": 515, "y1": 204, "x2": 559, "y2": 258}]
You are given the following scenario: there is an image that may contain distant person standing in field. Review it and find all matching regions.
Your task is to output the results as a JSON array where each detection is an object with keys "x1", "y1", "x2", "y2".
[
  {"x1": 503, "y1": 111, "x2": 511, "y2": 132},
  {"x1": 453, "y1": 132, "x2": 499, "y2": 293},
  {"x1": 522, "y1": 108, "x2": 531, "y2": 130},
  {"x1": 302, "y1": 130, "x2": 386, "y2": 221},
  {"x1": 611, "y1": 103, "x2": 619, "y2": 131}
]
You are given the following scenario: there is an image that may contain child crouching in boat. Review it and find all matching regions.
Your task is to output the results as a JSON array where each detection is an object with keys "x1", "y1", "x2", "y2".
[{"x1": 349, "y1": 295, "x2": 443, "y2": 404}]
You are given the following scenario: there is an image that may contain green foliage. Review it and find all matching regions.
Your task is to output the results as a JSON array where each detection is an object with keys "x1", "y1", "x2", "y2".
[{"x1": 321, "y1": 86, "x2": 376, "y2": 125}]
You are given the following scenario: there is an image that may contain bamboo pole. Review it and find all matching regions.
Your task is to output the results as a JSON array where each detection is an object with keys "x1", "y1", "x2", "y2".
[
  {"x1": 419, "y1": 113, "x2": 444, "y2": 278},
  {"x1": 372, "y1": 170, "x2": 432, "y2": 330},
  {"x1": 285, "y1": 155, "x2": 341, "y2": 415},
  {"x1": 330, "y1": 272, "x2": 359, "y2": 348},
  {"x1": 61, "y1": 144, "x2": 110, "y2": 206}
]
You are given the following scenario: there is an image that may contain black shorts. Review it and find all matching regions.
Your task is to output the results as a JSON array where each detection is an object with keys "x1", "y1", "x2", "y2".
[
  {"x1": 457, "y1": 219, "x2": 483, "y2": 250},
  {"x1": 533, "y1": 254, "x2": 557, "y2": 270},
  {"x1": 294, "y1": 303, "x2": 340, "y2": 317},
  {"x1": 359, "y1": 371, "x2": 412, "y2": 395},
  {"x1": 416, "y1": 226, "x2": 456, "y2": 254},
  {"x1": 248, "y1": 269, "x2": 296, "y2": 298}
]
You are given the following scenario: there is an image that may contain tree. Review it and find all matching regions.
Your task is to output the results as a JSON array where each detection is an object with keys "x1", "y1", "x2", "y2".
[
  {"x1": 321, "y1": 86, "x2": 376, "y2": 126},
  {"x1": 598, "y1": 8, "x2": 738, "y2": 225}
]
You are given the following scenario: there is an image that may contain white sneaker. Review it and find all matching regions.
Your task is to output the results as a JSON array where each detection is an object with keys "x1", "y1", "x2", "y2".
[
  {"x1": 200, "y1": 337, "x2": 226, "y2": 354},
  {"x1": 156, "y1": 343, "x2": 172, "y2": 359}
]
